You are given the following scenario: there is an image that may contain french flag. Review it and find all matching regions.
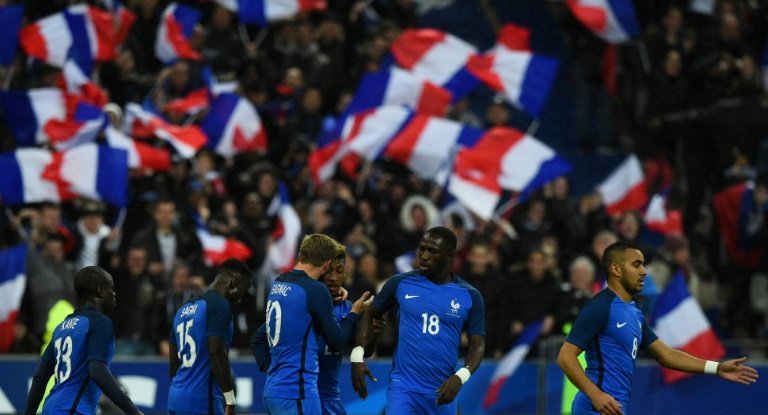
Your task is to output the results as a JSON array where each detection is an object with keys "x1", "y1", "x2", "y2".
[
  {"x1": 124, "y1": 103, "x2": 207, "y2": 158},
  {"x1": 713, "y1": 181, "x2": 762, "y2": 268},
  {"x1": 0, "y1": 88, "x2": 66, "y2": 147},
  {"x1": 44, "y1": 102, "x2": 107, "y2": 151},
  {"x1": 448, "y1": 127, "x2": 572, "y2": 219},
  {"x1": 155, "y1": 3, "x2": 202, "y2": 64},
  {"x1": 391, "y1": 29, "x2": 481, "y2": 102},
  {"x1": 214, "y1": 0, "x2": 327, "y2": 27},
  {"x1": 644, "y1": 193, "x2": 683, "y2": 235},
  {"x1": 597, "y1": 154, "x2": 647, "y2": 215},
  {"x1": 565, "y1": 0, "x2": 640, "y2": 43},
  {"x1": 0, "y1": 244, "x2": 26, "y2": 353},
  {"x1": 101, "y1": 0, "x2": 137, "y2": 47},
  {"x1": 162, "y1": 88, "x2": 211, "y2": 116},
  {"x1": 59, "y1": 57, "x2": 109, "y2": 109},
  {"x1": 346, "y1": 67, "x2": 452, "y2": 117},
  {"x1": 466, "y1": 24, "x2": 560, "y2": 118},
  {"x1": 650, "y1": 271, "x2": 725, "y2": 384},
  {"x1": 105, "y1": 125, "x2": 172, "y2": 172},
  {"x1": 0, "y1": 5, "x2": 24, "y2": 66},
  {"x1": 0, "y1": 144, "x2": 128, "y2": 207},
  {"x1": 196, "y1": 226, "x2": 253, "y2": 267},
  {"x1": 483, "y1": 321, "x2": 544, "y2": 409},
  {"x1": 201, "y1": 93, "x2": 267, "y2": 157},
  {"x1": 19, "y1": 4, "x2": 116, "y2": 71},
  {"x1": 265, "y1": 183, "x2": 302, "y2": 274}
]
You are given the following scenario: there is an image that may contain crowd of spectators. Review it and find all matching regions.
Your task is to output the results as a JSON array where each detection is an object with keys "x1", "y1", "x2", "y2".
[{"x1": 2, "y1": 0, "x2": 768, "y2": 359}]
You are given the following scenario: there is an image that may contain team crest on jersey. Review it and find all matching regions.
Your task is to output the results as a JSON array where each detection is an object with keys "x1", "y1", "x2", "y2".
[{"x1": 451, "y1": 299, "x2": 460, "y2": 314}]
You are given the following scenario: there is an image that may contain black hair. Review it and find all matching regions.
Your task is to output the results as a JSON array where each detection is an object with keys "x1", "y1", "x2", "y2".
[
  {"x1": 425, "y1": 226, "x2": 458, "y2": 252},
  {"x1": 601, "y1": 240, "x2": 641, "y2": 277},
  {"x1": 73, "y1": 266, "x2": 110, "y2": 300},
  {"x1": 218, "y1": 258, "x2": 252, "y2": 281}
]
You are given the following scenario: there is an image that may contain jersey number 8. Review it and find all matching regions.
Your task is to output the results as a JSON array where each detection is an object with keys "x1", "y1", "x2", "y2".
[
  {"x1": 175, "y1": 320, "x2": 197, "y2": 367},
  {"x1": 266, "y1": 300, "x2": 282, "y2": 346},
  {"x1": 53, "y1": 336, "x2": 73, "y2": 383}
]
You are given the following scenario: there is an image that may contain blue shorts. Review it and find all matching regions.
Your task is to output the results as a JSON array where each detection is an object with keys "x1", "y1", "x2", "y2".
[
  {"x1": 169, "y1": 412, "x2": 215, "y2": 415},
  {"x1": 264, "y1": 396, "x2": 321, "y2": 415},
  {"x1": 572, "y1": 394, "x2": 627, "y2": 415},
  {"x1": 320, "y1": 398, "x2": 346, "y2": 415},
  {"x1": 386, "y1": 387, "x2": 457, "y2": 415}
]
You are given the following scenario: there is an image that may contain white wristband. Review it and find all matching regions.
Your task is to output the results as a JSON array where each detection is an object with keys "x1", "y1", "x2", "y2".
[
  {"x1": 455, "y1": 367, "x2": 471, "y2": 384},
  {"x1": 223, "y1": 390, "x2": 236, "y2": 406},
  {"x1": 704, "y1": 360, "x2": 719, "y2": 375},
  {"x1": 350, "y1": 346, "x2": 365, "y2": 363}
]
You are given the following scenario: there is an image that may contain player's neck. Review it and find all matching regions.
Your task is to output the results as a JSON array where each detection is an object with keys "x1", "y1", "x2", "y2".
[
  {"x1": 427, "y1": 271, "x2": 453, "y2": 285},
  {"x1": 79, "y1": 299, "x2": 104, "y2": 313},
  {"x1": 294, "y1": 263, "x2": 323, "y2": 280},
  {"x1": 607, "y1": 284, "x2": 632, "y2": 303}
]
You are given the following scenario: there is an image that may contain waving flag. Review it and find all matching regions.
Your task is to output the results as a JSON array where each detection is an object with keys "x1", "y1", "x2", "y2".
[
  {"x1": 162, "y1": 88, "x2": 210, "y2": 115},
  {"x1": 105, "y1": 126, "x2": 171, "y2": 172},
  {"x1": 265, "y1": 183, "x2": 302, "y2": 274},
  {"x1": 483, "y1": 321, "x2": 544, "y2": 409},
  {"x1": 0, "y1": 88, "x2": 66, "y2": 147},
  {"x1": 101, "y1": 0, "x2": 137, "y2": 47},
  {"x1": 467, "y1": 24, "x2": 560, "y2": 118},
  {"x1": 124, "y1": 103, "x2": 207, "y2": 158},
  {"x1": 20, "y1": 4, "x2": 116, "y2": 71},
  {"x1": 59, "y1": 57, "x2": 109, "y2": 108},
  {"x1": 202, "y1": 93, "x2": 267, "y2": 157},
  {"x1": 597, "y1": 154, "x2": 647, "y2": 215},
  {"x1": 713, "y1": 181, "x2": 762, "y2": 267},
  {"x1": 391, "y1": 29, "x2": 481, "y2": 101},
  {"x1": 650, "y1": 272, "x2": 725, "y2": 384},
  {"x1": 215, "y1": 0, "x2": 327, "y2": 26},
  {"x1": 196, "y1": 225, "x2": 253, "y2": 267},
  {"x1": 565, "y1": 0, "x2": 640, "y2": 43},
  {"x1": 448, "y1": 127, "x2": 572, "y2": 219},
  {"x1": 155, "y1": 3, "x2": 202, "y2": 64},
  {"x1": 346, "y1": 67, "x2": 452, "y2": 116},
  {"x1": 644, "y1": 193, "x2": 683, "y2": 235},
  {"x1": 0, "y1": 244, "x2": 26, "y2": 353},
  {"x1": 44, "y1": 102, "x2": 106, "y2": 151},
  {"x1": 0, "y1": 144, "x2": 128, "y2": 206},
  {"x1": 0, "y1": 5, "x2": 24, "y2": 66}
]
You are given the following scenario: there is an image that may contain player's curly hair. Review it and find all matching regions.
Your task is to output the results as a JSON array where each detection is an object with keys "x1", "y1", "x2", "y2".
[{"x1": 298, "y1": 234, "x2": 339, "y2": 266}]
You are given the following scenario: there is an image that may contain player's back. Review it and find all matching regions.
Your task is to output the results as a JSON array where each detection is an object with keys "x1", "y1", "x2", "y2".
[
  {"x1": 317, "y1": 300, "x2": 353, "y2": 399},
  {"x1": 42, "y1": 305, "x2": 114, "y2": 415},
  {"x1": 168, "y1": 290, "x2": 233, "y2": 414},
  {"x1": 263, "y1": 270, "x2": 331, "y2": 399}
]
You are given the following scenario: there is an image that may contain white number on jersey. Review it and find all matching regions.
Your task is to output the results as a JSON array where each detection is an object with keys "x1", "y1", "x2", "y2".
[
  {"x1": 421, "y1": 313, "x2": 440, "y2": 335},
  {"x1": 631, "y1": 337, "x2": 638, "y2": 359},
  {"x1": 266, "y1": 300, "x2": 282, "y2": 347},
  {"x1": 53, "y1": 336, "x2": 73, "y2": 383},
  {"x1": 175, "y1": 320, "x2": 197, "y2": 368}
]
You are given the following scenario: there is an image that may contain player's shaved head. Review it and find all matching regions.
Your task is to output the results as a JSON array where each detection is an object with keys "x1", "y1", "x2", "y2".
[
  {"x1": 601, "y1": 240, "x2": 639, "y2": 277},
  {"x1": 74, "y1": 266, "x2": 111, "y2": 300},
  {"x1": 425, "y1": 226, "x2": 457, "y2": 253}
]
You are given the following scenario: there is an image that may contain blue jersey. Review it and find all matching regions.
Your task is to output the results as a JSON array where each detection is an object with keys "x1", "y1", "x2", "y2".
[
  {"x1": 566, "y1": 289, "x2": 659, "y2": 407},
  {"x1": 317, "y1": 300, "x2": 354, "y2": 399},
  {"x1": 373, "y1": 271, "x2": 485, "y2": 394},
  {"x1": 168, "y1": 290, "x2": 233, "y2": 414},
  {"x1": 263, "y1": 270, "x2": 359, "y2": 399},
  {"x1": 40, "y1": 305, "x2": 114, "y2": 415}
]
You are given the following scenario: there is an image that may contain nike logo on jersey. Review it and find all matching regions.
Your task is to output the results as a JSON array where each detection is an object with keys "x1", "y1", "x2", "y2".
[
  {"x1": 404, "y1": 294, "x2": 420, "y2": 299},
  {"x1": 617, "y1": 322, "x2": 627, "y2": 328}
]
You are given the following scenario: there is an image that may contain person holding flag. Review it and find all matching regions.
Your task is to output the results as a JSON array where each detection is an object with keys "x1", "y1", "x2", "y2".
[{"x1": 558, "y1": 240, "x2": 759, "y2": 415}]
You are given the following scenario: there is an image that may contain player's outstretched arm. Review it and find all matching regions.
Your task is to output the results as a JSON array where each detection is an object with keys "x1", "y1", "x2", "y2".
[
  {"x1": 351, "y1": 303, "x2": 384, "y2": 400},
  {"x1": 558, "y1": 342, "x2": 624, "y2": 415},
  {"x1": 646, "y1": 339, "x2": 759, "y2": 384},
  {"x1": 23, "y1": 359, "x2": 54, "y2": 415},
  {"x1": 436, "y1": 334, "x2": 485, "y2": 406}
]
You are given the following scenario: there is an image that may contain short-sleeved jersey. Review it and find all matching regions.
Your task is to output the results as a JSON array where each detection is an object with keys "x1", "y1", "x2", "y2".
[
  {"x1": 317, "y1": 300, "x2": 353, "y2": 399},
  {"x1": 566, "y1": 289, "x2": 659, "y2": 406},
  {"x1": 168, "y1": 290, "x2": 233, "y2": 414},
  {"x1": 263, "y1": 270, "x2": 359, "y2": 399},
  {"x1": 373, "y1": 271, "x2": 485, "y2": 393},
  {"x1": 40, "y1": 305, "x2": 114, "y2": 415}
]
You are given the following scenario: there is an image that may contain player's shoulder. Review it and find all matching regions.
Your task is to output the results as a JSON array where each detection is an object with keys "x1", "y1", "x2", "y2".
[
  {"x1": 452, "y1": 274, "x2": 482, "y2": 295},
  {"x1": 275, "y1": 270, "x2": 323, "y2": 291},
  {"x1": 580, "y1": 289, "x2": 616, "y2": 315},
  {"x1": 76, "y1": 305, "x2": 110, "y2": 324}
]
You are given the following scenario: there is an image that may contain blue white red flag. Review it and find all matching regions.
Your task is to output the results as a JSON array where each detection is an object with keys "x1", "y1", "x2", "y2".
[
  {"x1": 161, "y1": 88, "x2": 210, "y2": 116},
  {"x1": 483, "y1": 321, "x2": 544, "y2": 409},
  {"x1": 0, "y1": 244, "x2": 26, "y2": 353},
  {"x1": 0, "y1": 88, "x2": 66, "y2": 147},
  {"x1": 596, "y1": 154, "x2": 647, "y2": 215},
  {"x1": 124, "y1": 103, "x2": 207, "y2": 158},
  {"x1": 100, "y1": 0, "x2": 136, "y2": 47},
  {"x1": 215, "y1": 0, "x2": 327, "y2": 26},
  {"x1": 104, "y1": 125, "x2": 171, "y2": 172},
  {"x1": 565, "y1": 0, "x2": 640, "y2": 43},
  {"x1": 346, "y1": 67, "x2": 452, "y2": 117},
  {"x1": 0, "y1": 5, "x2": 24, "y2": 66},
  {"x1": 59, "y1": 57, "x2": 109, "y2": 108},
  {"x1": 195, "y1": 223, "x2": 253, "y2": 267},
  {"x1": 202, "y1": 93, "x2": 267, "y2": 157},
  {"x1": 467, "y1": 24, "x2": 559, "y2": 118},
  {"x1": 0, "y1": 144, "x2": 128, "y2": 206},
  {"x1": 44, "y1": 102, "x2": 107, "y2": 151},
  {"x1": 265, "y1": 183, "x2": 302, "y2": 274},
  {"x1": 155, "y1": 3, "x2": 201, "y2": 64},
  {"x1": 712, "y1": 181, "x2": 763, "y2": 268},
  {"x1": 644, "y1": 193, "x2": 683, "y2": 235}
]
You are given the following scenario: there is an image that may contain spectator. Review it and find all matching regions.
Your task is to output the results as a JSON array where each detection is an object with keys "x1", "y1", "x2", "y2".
[
  {"x1": 151, "y1": 261, "x2": 202, "y2": 356},
  {"x1": 72, "y1": 201, "x2": 112, "y2": 270}
]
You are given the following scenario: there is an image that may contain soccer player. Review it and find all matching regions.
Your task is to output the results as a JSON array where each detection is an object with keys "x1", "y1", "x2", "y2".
[
  {"x1": 351, "y1": 226, "x2": 486, "y2": 414},
  {"x1": 252, "y1": 244, "x2": 379, "y2": 415},
  {"x1": 260, "y1": 234, "x2": 369, "y2": 414},
  {"x1": 167, "y1": 258, "x2": 252, "y2": 415},
  {"x1": 23, "y1": 266, "x2": 144, "y2": 415},
  {"x1": 558, "y1": 240, "x2": 759, "y2": 415}
]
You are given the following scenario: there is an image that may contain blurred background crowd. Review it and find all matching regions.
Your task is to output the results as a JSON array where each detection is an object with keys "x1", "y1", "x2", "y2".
[{"x1": 3, "y1": 0, "x2": 768, "y2": 361}]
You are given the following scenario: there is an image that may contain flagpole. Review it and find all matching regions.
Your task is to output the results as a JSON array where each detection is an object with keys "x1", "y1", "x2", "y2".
[
  {"x1": 2, "y1": 64, "x2": 15, "y2": 90},
  {"x1": 525, "y1": 118, "x2": 540, "y2": 136},
  {"x1": 4, "y1": 207, "x2": 29, "y2": 241},
  {"x1": 637, "y1": 39, "x2": 651, "y2": 75},
  {"x1": 108, "y1": 207, "x2": 127, "y2": 252}
]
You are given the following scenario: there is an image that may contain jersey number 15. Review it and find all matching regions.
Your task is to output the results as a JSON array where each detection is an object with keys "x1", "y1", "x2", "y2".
[{"x1": 176, "y1": 320, "x2": 197, "y2": 367}]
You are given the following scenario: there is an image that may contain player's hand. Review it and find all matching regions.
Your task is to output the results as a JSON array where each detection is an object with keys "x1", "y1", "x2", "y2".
[
  {"x1": 435, "y1": 375, "x2": 462, "y2": 406},
  {"x1": 350, "y1": 291, "x2": 372, "y2": 315},
  {"x1": 717, "y1": 357, "x2": 759, "y2": 385},
  {"x1": 588, "y1": 391, "x2": 623, "y2": 415},
  {"x1": 224, "y1": 405, "x2": 236, "y2": 415},
  {"x1": 372, "y1": 318, "x2": 387, "y2": 333},
  {"x1": 351, "y1": 361, "x2": 376, "y2": 400}
]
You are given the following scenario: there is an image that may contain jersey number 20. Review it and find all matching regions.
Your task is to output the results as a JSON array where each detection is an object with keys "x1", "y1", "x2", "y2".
[
  {"x1": 53, "y1": 336, "x2": 73, "y2": 383},
  {"x1": 175, "y1": 320, "x2": 197, "y2": 367}
]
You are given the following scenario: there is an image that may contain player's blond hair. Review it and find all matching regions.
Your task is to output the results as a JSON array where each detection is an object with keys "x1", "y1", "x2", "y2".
[{"x1": 297, "y1": 234, "x2": 339, "y2": 266}]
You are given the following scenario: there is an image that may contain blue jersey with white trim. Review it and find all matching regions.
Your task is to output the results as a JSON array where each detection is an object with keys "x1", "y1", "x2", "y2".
[
  {"x1": 168, "y1": 290, "x2": 233, "y2": 414},
  {"x1": 40, "y1": 305, "x2": 114, "y2": 415},
  {"x1": 373, "y1": 271, "x2": 485, "y2": 393},
  {"x1": 566, "y1": 289, "x2": 658, "y2": 406},
  {"x1": 263, "y1": 270, "x2": 359, "y2": 399},
  {"x1": 317, "y1": 300, "x2": 354, "y2": 399}
]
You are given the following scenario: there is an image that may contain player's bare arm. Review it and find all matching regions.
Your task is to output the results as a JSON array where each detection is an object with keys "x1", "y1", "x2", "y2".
[
  {"x1": 645, "y1": 339, "x2": 759, "y2": 385},
  {"x1": 168, "y1": 342, "x2": 180, "y2": 379},
  {"x1": 558, "y1": 341, "x2": 624, "y2": 415},
  {"x1": 436, "y1": 334, "x2": 485, "y2": 406},
  {"x1": 351, "y1": 303, "x2": 384, "y2": 399},
  {"x1": 208, "y1": 336, "x2": 236, "y2": 414}
]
